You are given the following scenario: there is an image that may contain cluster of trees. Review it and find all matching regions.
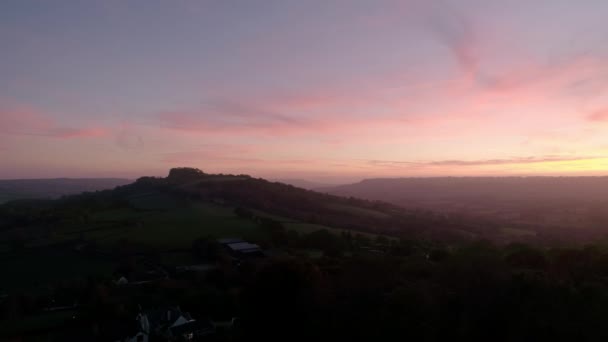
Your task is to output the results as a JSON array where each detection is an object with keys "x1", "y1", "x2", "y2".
[
  {"x1": 239, "y1": 243, "x2": 608, "y2": 341},
  {"x1": 9, "y1": 241, "x2": 608, "y2": 340}
]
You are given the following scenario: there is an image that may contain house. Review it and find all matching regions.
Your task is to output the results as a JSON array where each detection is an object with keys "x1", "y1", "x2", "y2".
[
  {"x1": 217, "y1": 238, "x2": 245, "y2": 245},
  {"x1": 227, "y1": 242, "x2": 264, "y2": 257},
  {"x1": 128, "y1": 307, "x2": 214, "y2": 341},
  {"x1": 175, "y1": 264, "x2": 217, "y2": 273},
  {"x1": 115, "y1": 268, "x2": 168, "y2": 286},
  {"x1": 115, "y1": 276, "x2": 129, "y2": 286},
  {"x1": 218, "y1": 238, "x2": 265, "y2": 259}
]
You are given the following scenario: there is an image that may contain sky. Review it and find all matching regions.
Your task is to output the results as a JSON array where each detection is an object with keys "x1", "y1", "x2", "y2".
[{"x1": 1, "y1": 0, "x2": 608, "y2": 182}]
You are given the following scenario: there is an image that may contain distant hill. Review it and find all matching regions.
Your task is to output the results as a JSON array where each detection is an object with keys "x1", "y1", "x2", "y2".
[
  {"x1": 0, "y1": 178, "x2": 133, "y2": 203},
  {"x1": 321, "y1": 177, "x2": 608, "y2": 202},
  {"x1": 320, "y1": 177, "x2": 608, "y2": 237},
  {"x1": 273, "y1": 179, "x2": 340, "y2": 190},
  {"x1": 76, "y1": 169, "x2": 465, "y2": 240}
]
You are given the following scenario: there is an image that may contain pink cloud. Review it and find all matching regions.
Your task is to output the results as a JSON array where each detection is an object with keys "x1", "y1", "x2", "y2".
[
  {"x1": 0, "y1": 105, "x2": 109, "y2": 139},
  {"x1": 424, "y1": 2, "x2": 479, "y2": 80},
  {"x1": 482, "y1": 55, "x2": 607, "y2": 96},
  {"x1": 158, "y1": 102, "x2": 358, "y2": 139},
  {"x1": 588, "y1": 109, "x2": 608, "y2": 122},
  {"x1": 426, "y1": 155, "x2": 599, "y2": 166},
  {"x1": 51, "y1": 127, "x2": 109, "y2": 139},
  {"x1": 162, "y1": 153, "x2": 309, "y2": 166},
  {"x1": 156, "y1": 97, "x2": 508, "y2": 147},
  {"x1": 412, "y1": 3, "x2": 608, "y2": 110},
  {"x1": 0, "y1": 105, "x2": 54, "y2": 134},
  {"x1": 367, "y1": 155, "x2": 599, "y2": 168},
  {"x1": 436, "y1": 52, "x2": 608, "y2": 129},
  {"x1": 115, "y1": 123, "x2": 144, "y2": 150},
  {"x1": 158, "y1": 100, "x2": 310, "y2": 135},
  {"x1": 158, "y1": 106, "x2": 402, "y2": 139},
  {"x1": 160, "y1": 144, "x2": 257, "y2": 164}
]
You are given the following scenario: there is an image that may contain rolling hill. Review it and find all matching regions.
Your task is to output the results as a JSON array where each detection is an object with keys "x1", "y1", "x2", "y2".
[{"x1": 0, "y1": 168, "x2": 536, "y2": 253}]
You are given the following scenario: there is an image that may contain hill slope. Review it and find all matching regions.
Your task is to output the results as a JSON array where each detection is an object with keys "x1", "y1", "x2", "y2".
[
  {"x1": 272, "y1": 179, "x2": 339, "y2": 190},
  {"x1": 1, "y1": 168, "x2": 531, "y2": 249},
  {"x1": 74, "y1": 169, "x2": 472, "y2": 240}
]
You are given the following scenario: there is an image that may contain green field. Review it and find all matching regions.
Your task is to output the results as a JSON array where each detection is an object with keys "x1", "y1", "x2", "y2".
[
  {"x1": 0, "y1": 199, "x2": 263, "y2": 292},
  {"x1": 117, "y1": 205, "x2": 262, "y2": 248},
  {"x1": 0, "y1": 191, "x2": 396, "y2": 293},
  {"x1": 1, "y1": 191, "x2": 263, "y2": 250},
  {"x1": 251, "y1": 208, "x2": 392, "y2": 239},
  {"x1": 285, "y1": 222, "x2": 393, "y2": 240},
  {"x1": 325, "y1": 203, "x2": 391, "y2": 219},
  {"x1": 77, "y1": 200, "x2": 264, "y2": 249},
  {"x1": 1, "y1": 191, "x2": 392, "y2": 260}
]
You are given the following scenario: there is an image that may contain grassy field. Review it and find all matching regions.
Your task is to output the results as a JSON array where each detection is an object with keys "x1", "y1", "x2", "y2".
[
  {"x1": 250, "y1": 208, "x2": 392, "y2": 239},
  {"x1": 0, "y1": 200, "x2": 259, "y2": 292},
  {"x1": 54, "y1": 194, "x2": 266, "y2": 249},
  {"x1": 284, "y1": 222, "x2": 393, "y2": 240},
  {"x1": 2, "y1": 191, "x2": 393, "y2": 257},
  {"x1": 117, "y1": 204, "x2": 262, "y2": 248},
  {"x1": 0, "y1": 191, "x2": 398, "y2": 293},
  {"x1": 325, "y1": 203, "x2": 391, "y2": 219}
]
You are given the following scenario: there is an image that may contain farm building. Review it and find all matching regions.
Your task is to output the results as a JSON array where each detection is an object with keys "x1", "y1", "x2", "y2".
[{"x1": 218, "y1": 238, "x2": 265, "y2": 259}]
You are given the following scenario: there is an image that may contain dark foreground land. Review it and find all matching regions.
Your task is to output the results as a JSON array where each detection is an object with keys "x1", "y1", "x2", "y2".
[{"x1": 2, "y1": 168, "x2": 608, "y2": 341}]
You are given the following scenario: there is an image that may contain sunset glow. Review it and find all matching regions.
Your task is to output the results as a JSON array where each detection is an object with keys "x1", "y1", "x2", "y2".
[{"x1": 1, "y1": 1, "x2": 608, "y2": 181}]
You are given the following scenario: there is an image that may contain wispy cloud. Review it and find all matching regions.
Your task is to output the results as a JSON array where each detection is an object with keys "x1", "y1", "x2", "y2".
[
  {"x1": 160, "y1": 144, "x2": 256, "y2": 164},
  {"x1": 115, "y1": 123, "x2": 144, "y2": 150},
  {"x1": 587, "y1": 109, "x2": 608, "y2": 122},
  {"x1": 160, "y1": 150, "x2": 311, "y2": 167},
  {"x1": 421, "y1": 1, "x2": 479, "y2": 79},
  {"x1": 158, "y1": 100, "x2": 307, "y2": 133},
  {"x1": 369, "y1": 155, "x2": 600, "y2": 167},
  {"x1": 0, "y1": 105, "x2": 109, "y2": 139},
  {"x1": 50, "y1": 127, "x2": 108, "y2": 139},
  {"x1": 157, "y1": 100, "x2": 387, "y2": 137},
  {"x1": 412, "y1": 1, "x2": 608, "y2": 104},
  {"x1": 427, "y1": 156, "x2": 599, "y2": 166}
]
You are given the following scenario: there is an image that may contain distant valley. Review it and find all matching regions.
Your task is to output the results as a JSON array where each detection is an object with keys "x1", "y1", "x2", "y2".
[{"x1": 321, "y1": 177, "x2": 608, "y2": 237}]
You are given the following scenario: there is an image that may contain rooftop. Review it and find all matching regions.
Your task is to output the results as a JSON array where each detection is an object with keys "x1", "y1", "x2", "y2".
[{"x1": 227, "y1": 242, "x2": 261, "y2": 252}]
